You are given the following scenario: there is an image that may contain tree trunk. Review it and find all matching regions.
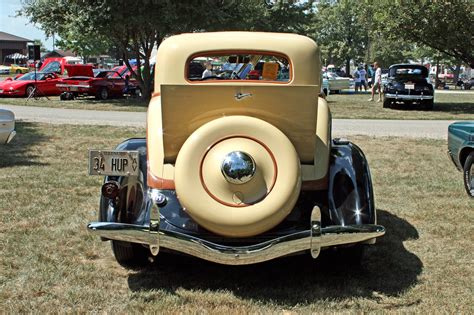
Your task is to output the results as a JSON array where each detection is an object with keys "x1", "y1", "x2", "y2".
[
  {"x1": 345, "y1": 58, "x2": 350, "y2": 78},
  {"x1": 453, "y1": 62, "x2": 461, "y2": 85},
  {"x1": 435, "y1": 59, "x2": 440, "y2": 88}
]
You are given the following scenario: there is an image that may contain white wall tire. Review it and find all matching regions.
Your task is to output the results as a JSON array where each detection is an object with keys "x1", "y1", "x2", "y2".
[{"x1": 175, "y1": 116, "x2": 301, "y2": 237}]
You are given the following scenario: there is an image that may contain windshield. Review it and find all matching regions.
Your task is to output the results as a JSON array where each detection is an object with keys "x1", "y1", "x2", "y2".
[
  {"x1": 95, "y1": 71, "x2": 117, "y2": 79},
  {"x1": 187, "y1": 52, "x2": 291, "y2": 82},
  {"x1": 324, "y1": 72, "x2": 341, "y2": 79},
  {"x1": 17, "y1": 72, "x2": 46, "y2": 81},
  {"x1": 41, "y1": 61, "x2": 61, "y2": 74}
]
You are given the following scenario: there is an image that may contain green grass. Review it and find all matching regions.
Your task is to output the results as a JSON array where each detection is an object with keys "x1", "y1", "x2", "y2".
[
  {"x1": 0, "y1": 96, "x2": 148, "y2": 112},
  {"x1": 1, "y1": 122, "x2": 473, "y2": 312},
  {"x1": 1, "y1": 86, "x2": 473, "y2": 119},
  {"x1": 329, "y1": 92, "x2": 474, "y2": 120}
]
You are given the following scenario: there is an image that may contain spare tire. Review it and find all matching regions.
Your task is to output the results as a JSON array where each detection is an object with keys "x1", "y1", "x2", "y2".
[{"x1": 175, "y1": 116, "x2": 301, "y2": 237}]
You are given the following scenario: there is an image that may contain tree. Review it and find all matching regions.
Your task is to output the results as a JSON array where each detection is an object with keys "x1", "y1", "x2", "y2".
[
  {"x1": 374, "y1": 1, "x2": 473, "y2": 68},
  {"x1": 310, "y1": 0, "x2": 368, "y2": 76},
  {"x1": 20, "y1": 0, "x2": 311, "y2": 100}
]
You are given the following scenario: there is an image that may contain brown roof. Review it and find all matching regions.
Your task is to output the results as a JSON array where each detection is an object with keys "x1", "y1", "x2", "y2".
[
  {"x1": 0, "y1": 31, "x2": 32, "y2": 42},
  {"x1": 54, "y1": 49, "x2": 76, "y2": 57}
]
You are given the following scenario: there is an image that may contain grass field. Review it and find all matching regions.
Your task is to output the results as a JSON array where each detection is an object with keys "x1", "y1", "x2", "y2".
[
  {"x1": 1, "y1": 88, "x2": 473, "y2": 119},
  {"x1": 328, "y1": 92, "x2": 474, "y2": 120},
  {"x1": 1, "y1": 123, "x2": 472, "y2": 313},
  {"x1": 0, "y1": 96, "x2": 148, "y2": 112}
]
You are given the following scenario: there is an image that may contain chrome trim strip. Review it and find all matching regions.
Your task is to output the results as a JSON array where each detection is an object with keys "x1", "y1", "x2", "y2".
[
  {"x1": 385, "y1": 93, "x2": 433, "y2": 100},
  {"x1": 87, "y1": 221, "x2": 385, "y2": 265},
  {"x1": 6, "y1": 130, "x2": 16, "y2": 144},
  {"x1": 56, "y1": 84, "x2": 91, "y2": 89}
]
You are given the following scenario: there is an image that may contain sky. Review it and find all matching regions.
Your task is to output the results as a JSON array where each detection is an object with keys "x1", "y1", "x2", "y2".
[{"x1": 0, "y1": 0, "x2": 55, "y2": 50}]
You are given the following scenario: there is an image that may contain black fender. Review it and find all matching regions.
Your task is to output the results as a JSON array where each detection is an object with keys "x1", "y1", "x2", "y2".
[
  {"x1": 327, "y1": 140, "x2": 375, "y2": 226},
  {"x1": 99, "y1": 138, "x2": 148, "y2": 226}
]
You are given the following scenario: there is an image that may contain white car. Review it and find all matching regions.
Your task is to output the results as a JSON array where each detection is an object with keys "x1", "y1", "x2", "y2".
[
  {"x1": 0, "y1": 109, "x2": 16, "y2": 144},
  {"x1": 0, "y1": 65, "x2": 11, "y2": 75},
  {"x1": 323, "y1": 71, "x2": 351, "y2": 93}
]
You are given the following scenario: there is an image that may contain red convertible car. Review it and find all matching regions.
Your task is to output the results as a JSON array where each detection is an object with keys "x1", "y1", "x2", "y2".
[
  {"x1": 0, "y1": 72, "x2": 62, "y2": 97},
  {"x1": 57, "y1": 67, "x2": 138, "y2": 100}
]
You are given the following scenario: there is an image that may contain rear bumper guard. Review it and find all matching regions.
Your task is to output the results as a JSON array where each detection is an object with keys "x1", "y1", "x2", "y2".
[{"x1": 88, "y1": 192, "x2": 385, "y2": 265}]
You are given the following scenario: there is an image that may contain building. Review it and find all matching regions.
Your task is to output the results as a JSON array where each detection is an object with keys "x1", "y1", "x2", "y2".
[
  {"x1": 42, "y1": 49, "x2": 77, "y2": 59},
  {"x1": 0, "y1": 31, "x2": 32, "y2": 64}
]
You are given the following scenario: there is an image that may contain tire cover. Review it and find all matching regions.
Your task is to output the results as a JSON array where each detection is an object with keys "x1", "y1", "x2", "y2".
[{"x1": 175, "y1": 116, "x2": 301, "y2": 237}]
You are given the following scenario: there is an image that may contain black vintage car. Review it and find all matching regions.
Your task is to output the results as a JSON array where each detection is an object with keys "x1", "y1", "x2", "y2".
[{"x1": 383, "y1": 64, "x2": 434, "y2": 110}]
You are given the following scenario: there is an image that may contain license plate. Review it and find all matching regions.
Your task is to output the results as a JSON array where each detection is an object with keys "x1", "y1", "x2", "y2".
[
  {"x1": 0, "y1": 89, "x2": 3, "y2": 93},
  {"x1": 88, "y1": 150, "x2": 139, "y2": 176},
  {"x1": 405, "y1": 84, "x2": 415, "y2": 90},
  {"x1": 70, "y1": 86, "x2": 78, "y2": 91}
]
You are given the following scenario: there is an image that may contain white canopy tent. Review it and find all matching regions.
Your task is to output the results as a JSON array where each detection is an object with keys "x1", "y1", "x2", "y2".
[{"x1": 4, "y1": 52, "x2": 28, "y2": 64}]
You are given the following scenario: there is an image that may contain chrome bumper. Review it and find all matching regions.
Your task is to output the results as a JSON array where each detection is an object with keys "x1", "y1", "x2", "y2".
[
  {"x1": 88, "y1": 194, "x2": 385, "y2": 265},
  {"x1": 385, "y1": 93, "x2": 433, "y2": 100}
]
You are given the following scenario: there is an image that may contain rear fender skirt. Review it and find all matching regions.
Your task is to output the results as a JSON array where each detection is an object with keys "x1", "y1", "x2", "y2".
[{"x1": 327, "y1": 140, "x2": 375, "y2": 226}]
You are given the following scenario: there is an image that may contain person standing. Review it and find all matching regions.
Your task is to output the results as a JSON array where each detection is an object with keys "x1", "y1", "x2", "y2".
[
  {"x1": 353, "y1": 67, "x2": 361, "y2": 92},
  {"x1": 202, "y1": 62, "x2": 213, "y2": 79},
  {"x1": 369, "y1": 62, "x2": 382, "y2": 102},
  {"x1": 368, "y1": 64, "x2": 375, "y2": 88},
  {"x1": 359, "y1": 65, "x2": 368, "y2": 91}
]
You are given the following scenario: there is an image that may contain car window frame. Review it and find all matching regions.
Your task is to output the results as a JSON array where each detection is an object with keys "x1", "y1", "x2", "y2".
[{"x1": 184, "y1": 50, "x2": 293, "y2": 84}]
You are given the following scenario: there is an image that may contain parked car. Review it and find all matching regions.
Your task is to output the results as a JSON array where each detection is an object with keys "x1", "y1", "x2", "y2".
[
  {"x1": 9, "y1": 64, "x2": 29, "y2": 74},
  {"x1": 456, "y1": 77, "x2": 474, "y2": 90},
  {"x1": 111, "y1": 65, "x2": 138, "y2": 78},
  {"x1": 322, "y1": 71, "x2": 350, "y2": 93},
  {"x1": 39, "y1": 56, "x2": 83, "y2": 75},
  {"x1": 448, "y1": 121, "x2": 474, "y2": 197},
  {"x1": 0, "y1": 109, "x2": 16, "y2": 144},
  {"x1": 87, "y1": 32, "x2": 385, "y2": 267},
  {"x1": 383, "y1": 64, "x2": 434, "y2": 110},
  {"x1": 0, "y1": 65, "x2": 10, "y2": 74},
  {"x1": 56, "y1": 66, "x2": 138, "y2": 100},
  {"x1": 0, "y1": 72, "x2": 62, "y2": 97},
  {"x1": 321, "y1": 73, "x2": 330, "y2": 96}
]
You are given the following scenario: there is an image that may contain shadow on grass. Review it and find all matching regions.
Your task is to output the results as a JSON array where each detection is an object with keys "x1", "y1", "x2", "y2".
[
  {"x1": 388, "y1": 102, "x2": 474, "y2": 114},
  {"x1": 432, "y1": 102, "x2": 474, "y2": 115},
  {"x1": 0, "y1": 122, "x2": 48, "y2": 168},
  {"x1": 128, "y1": 210, "x2": 422, "y2": 305},
  {"x1": 73, "y1": 97, "x2": 148, "y2": 108}
]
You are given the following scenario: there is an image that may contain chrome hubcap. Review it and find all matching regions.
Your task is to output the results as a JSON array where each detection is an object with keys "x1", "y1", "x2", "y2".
[{"x1": 221, "y1": 151, "x2": 256, "y2": 184}]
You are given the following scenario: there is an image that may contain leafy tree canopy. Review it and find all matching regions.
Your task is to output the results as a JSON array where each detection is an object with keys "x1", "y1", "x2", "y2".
[
  {"x1": 20, "y1": 0, "x2": 310, "y2": 98},
  {"x1": 374, "y1": 0, "x2": 473, "y2": 68}
]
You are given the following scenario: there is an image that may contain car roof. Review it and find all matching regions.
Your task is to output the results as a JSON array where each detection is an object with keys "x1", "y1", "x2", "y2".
[
  {"x1": 389, "y1": 63, "x2": 426, "y2": 69},
  {"x1": 155, "y1": 32, "x2": 321, "y2": 92}
]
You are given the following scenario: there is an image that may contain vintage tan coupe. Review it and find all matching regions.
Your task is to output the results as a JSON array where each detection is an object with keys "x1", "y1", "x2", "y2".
[{"x1": 88, "y1": 32, "x2": 385, "y2": 267}]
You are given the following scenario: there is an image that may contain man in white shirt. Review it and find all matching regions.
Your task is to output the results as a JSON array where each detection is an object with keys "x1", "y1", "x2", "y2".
[
  {"x1": 202, "y1": 62, "x2": 213, "y2": 79},
  {"x1": 369, "y1": 62, "x2": 382, "y2": 102}
]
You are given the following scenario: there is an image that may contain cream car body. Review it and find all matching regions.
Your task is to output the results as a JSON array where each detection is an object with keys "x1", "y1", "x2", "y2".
[
  {"x1": 0, "y1": 109, "x2": 16, "y2": 144},
  {"x1": 88, "y1": 32, "x2": 384, "y2": 267}
]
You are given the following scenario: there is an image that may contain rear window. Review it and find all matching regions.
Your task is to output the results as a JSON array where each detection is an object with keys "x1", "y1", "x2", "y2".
[
  {"x1": 186, "y1": 52, "x2": 291, "y2": 83},
  {"x1": 390, "y1": 66, "x2": 428, "y2": 78}
]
